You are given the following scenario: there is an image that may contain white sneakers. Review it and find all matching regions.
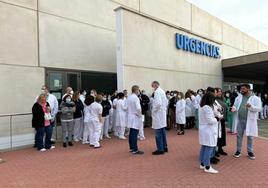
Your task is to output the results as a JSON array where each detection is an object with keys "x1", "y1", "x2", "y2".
[
  {"x1": 200, "y1": 165, "x2": 218, "y2": 174},
  {"x1": 139, "y1": 137, "x2": 146, "y2": 141},
  {"x1": 204, "y1": 166, "x2": 219, "y2": 174},
  {"x1": 119, "y1": 136, "x2": 127, "y2": 140},
  {"x1": 39, "y1": 146, "x2": 55, "y2": 152},
  {"x1": 50, "y1": 146, "x2": 56, "y2": 150},
  {"x1": 199, "y1": 165, "x2": 205, "y2": 170}
]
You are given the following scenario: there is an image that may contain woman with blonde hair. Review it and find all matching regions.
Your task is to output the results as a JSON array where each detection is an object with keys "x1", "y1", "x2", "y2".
[{"x1": 32, "y1": 94, "x2": 54, "y2": 151}]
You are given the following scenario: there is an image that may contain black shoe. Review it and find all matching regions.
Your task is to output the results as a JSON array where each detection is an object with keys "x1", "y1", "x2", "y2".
[
  {"x1": 63, "y1": 143, "x2": 67, "y2": 148},
  {"x1": 50, "y1": 140, "x2": 56, "y2": 145},
  {"x1": 89, "y1": 145, "x2": 94, "y2": 147},
  {"x1": 68, "y1": 142, "x2": 73, "y2": 146},
  {"x1": 177, "y1": 131, "x2": 184, "y2": 135},
  {"x1": 212, "y1": 157, "x2": 220, "y2": 162},
  {"x1": 152, "y1": 150, "x2": 164, "y2": 155},
  {"x1": 33, "y1": 144, "x2": 37, "y2": 148},
  {"x1": 210, "y1": 158, "x2": 218, "y2": 164},
  {"x1": 248, "y1": 152, "x2": 256, "y2": 160},
  {"x1": 233, "y1": 151, "x2": 241, "y2": 158},
  {"x1": 218, "y1": 149, "x2": 228, "y2": 156},
  {"x1": 215, "y1": 152, "x2": 220, "y2": 157},
  {"x1": 132, "y1": 150, "x2": 144, "y2": 155},
  {"x1": 164, "y1": 148, "x2": 168, "y2": 153}
]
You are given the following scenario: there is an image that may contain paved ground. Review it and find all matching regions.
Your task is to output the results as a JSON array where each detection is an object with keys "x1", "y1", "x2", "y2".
[
  {"x1": 258, "y1": 120, "x2": 268, "y2": 138},
  {"x1": 1, "y1": 128, "x2": 268, "y2": 188}
]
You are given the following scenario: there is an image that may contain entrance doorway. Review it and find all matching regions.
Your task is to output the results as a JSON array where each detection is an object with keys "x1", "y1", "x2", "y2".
[
  {"x1": 46, "y1": 69, "x2": 117, "y2": 101},
  {"x1": 46, "y1": 70, "x2": 80, "y2": 101}
]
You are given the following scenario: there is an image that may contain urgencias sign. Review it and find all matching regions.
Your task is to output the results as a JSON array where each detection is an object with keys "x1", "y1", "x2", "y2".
[{"x1": 175, "y1": 33, "x2": 220, "y2": 59}]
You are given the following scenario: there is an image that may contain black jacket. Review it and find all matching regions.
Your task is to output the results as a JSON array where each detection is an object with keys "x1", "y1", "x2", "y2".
[
  {"x1": 140, "y1": 94, "x2": 150, "y2": 115},
  {"x1": 32, "y1": 102, "x2": 50, "y2": 129},
  {"x1": 73, "y1": 99, "x2": 84, "y2": 119},
  {"x1": 101, "y1": 100, "x2": 112, "y2": 117},
  {"x1": 169, "y1": 97, "x2": 177, "y2": 111}
]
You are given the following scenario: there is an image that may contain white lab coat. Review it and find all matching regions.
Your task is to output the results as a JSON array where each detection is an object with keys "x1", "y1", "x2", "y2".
[
  {"x1": 127, "y1": 94, "x2": 142, "y2": 130},
  {"x1": 232, "y1": 94, "x2": 262, "y2": 137},
  {"x1": 185, "y1": 98, "x2": 193, "y2": 117},
  {"x1": 175, "y1": 99, "x2": 186, "y2": 124},
  {"x1": 116, "y1": 99, "x2": 128, "y2": 127},
  {"x1": 195, "y1": 94, "x2": 202, "y2": 107},
  {"x1": 213, "y1": 100, "x2": 224, "y2": 138},
  {"x1": 151, "y1": 87, "x2": 168, "y2": 129},
  {"x1": 191, "y1": 95, "x2": 199, "y2": 110},
  {"x1": 112, "y1": 99, "x2": 118, "y2": 128},
  {"x1": 199, "y1": 105, "x2": 218, "y2": 147}
]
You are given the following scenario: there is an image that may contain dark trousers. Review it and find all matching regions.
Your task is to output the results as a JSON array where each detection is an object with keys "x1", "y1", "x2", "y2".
[
  {"x1": 177, "y1": 124, "x2": 184, "y2": 132},
  {"x1": 217, "y1": 119, "x2": 227, "y2": 149},
  {"x1": 129, "y1": 128, "x2": 139, "y2": 152},
  {"x1": 34, "y1": 121, "x2": 55, "y2": 146},
  {"x1": 155, "y1": 128, "x2": 168, "y2": 152},
  {"x1": 36, "y1": 126, "x2": 53, "y2": 150}
]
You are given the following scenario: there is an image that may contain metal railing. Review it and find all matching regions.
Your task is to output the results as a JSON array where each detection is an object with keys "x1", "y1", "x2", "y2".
[{"x1": 0, "y1": 112, "x2": 60, "y2": 151}]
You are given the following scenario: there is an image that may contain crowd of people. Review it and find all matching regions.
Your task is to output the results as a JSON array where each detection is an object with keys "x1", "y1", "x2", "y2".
[{"x1": 31, "y1": 82, "x2": 265, "y2": 174}]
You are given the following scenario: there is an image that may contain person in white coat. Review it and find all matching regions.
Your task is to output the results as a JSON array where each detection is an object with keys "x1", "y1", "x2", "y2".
[
  {"x1": 112, "y1": 96, "x2": 118, "y2": 136},
  {"x1": 88, "y1": 95, "x2": 103, "y2": 149},
  {"x1": 82, "y1": 95, "x2": 95, "y2": 144},
  {"x1": 115, "y1": 93, "x2": 128, "y2": 139},
  {"x1": 199, "y1": 92, "x2": 219, "y2": 174},
  {"x1": 151, "y1": 81, "x2": 168, "y2": 155},
  {"x1": 175, "y1": 92, "x2": 186, "y2": 135},
  {"x1": 232, "y1": 84, "x2": 262, "y2": 160},
  {"x1": 127, "y1": 85, "x2": 144, "y2": 155}
]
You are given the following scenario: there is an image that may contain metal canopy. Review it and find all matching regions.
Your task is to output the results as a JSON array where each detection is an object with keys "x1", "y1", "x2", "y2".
[{"x1": 222, "y1": 51, "x2": 268, "y2": 83}]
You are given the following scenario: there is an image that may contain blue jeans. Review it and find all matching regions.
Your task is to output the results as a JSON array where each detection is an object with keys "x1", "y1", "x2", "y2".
[
  {"x1": 199, "y1": 145, "x2": 215, "y2": 166},
  {"x1": 36, "y1": 126, "x2": 53, "y2": 150},
  {"x1": 237, "y1": 119, "x2": 253, "y2": 153},
  {"x1": 155, "y1": 128, "x2": 167, "y2": 152},
  {"x1": 129, "y1": 128, "x2": 139, "y2": 152},
  {"x1": 44, "y1": 126, "x2": 53, "y2": 149}
]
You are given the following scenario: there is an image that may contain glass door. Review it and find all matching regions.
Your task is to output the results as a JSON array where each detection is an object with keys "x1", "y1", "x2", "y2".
[
  {"x1": 46, "y1": 70, "x2": 81, "y2": 101},
  {"x1": 67, "y1": 72, "x2": 80, "y2": 92},
  {"x1": 47, "y1": 71, "x2": 64, "y2": 101}
]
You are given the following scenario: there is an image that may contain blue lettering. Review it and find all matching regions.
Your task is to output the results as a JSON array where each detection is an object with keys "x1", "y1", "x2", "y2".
[
  {"x1": 175, "y1": 33, "x2": 220, "y2": 58},
  {"x1": 190, "y1": 38, "x2": 196, "y2": 52},
  {"x1": 183, "y1": 35, "x2": 190, "y2": 51},
  {"x1": 215, "y1": 47, "x2": 220, "y2": 58},
  {"x1": 200, "y1": 42, "x2": 206, "y2": 55},
  {"x1": 205, "y1": 44, "x2": 210, "y2": 56},
  {"x1": 175, "y1": 33, "x2": 183, "y2": 49},
  {"x1": 195, "y1": 40, "x2": 201, "y2": 54}
]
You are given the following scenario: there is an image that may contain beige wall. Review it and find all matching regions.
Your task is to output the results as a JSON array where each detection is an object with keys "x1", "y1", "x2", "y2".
[
  {"x1": 140, "y1": 0, "x2": 191, "y2": 31},
  {"x1": 0, "y1": 0, "x2": 37, "y2": 9},
  {"x1": 0, "y1": 2, "x2": 38, "y2": 67},
  {"x1": 0, "y1": 1, "x2": 41, "y2": 116},
  {"x1": 39, "y1": 12, "x2": 116, "y2": 72},
  {"x1": 116, "y1": 9, "x2": 222, "y2": 92},
  {"x1": 191, "y1": 5, "x2": 222, "y2": 43},
  {"x1": 0, "y1": 65, "x2": 44, "y2": 114},
  {"x1": 39, "y1": 0, "x2": 118, "y2": 30}
]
